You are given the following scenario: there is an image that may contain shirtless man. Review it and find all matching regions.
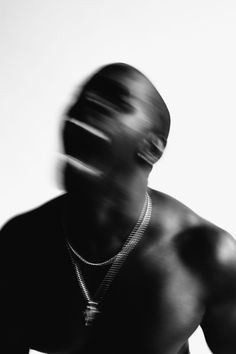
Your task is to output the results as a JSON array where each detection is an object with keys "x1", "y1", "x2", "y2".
[{"x1": 1, "y1": 63, "x2": 236, "y2": 354}]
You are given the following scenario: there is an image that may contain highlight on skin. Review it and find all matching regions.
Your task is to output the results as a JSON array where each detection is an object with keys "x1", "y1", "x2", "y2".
[{"x1": 61, "y1": 62, "x2": 171, "y2": 184}]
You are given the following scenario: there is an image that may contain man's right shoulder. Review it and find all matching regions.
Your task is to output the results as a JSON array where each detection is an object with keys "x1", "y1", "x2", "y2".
[
  {"x1": 1, "y1": 193, "x2": 66, "y2": 225},
  {"x1": 0, "y1": 193, "x2": 67, "y2": 243}
]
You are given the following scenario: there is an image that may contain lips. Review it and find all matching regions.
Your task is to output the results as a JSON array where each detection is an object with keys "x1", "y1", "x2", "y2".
[
  {"x1": 63, "y1": 154, "x2": 103, "y2": 177},
  {"x1": 66, "y1": 118, "x2": 111, "y2": 142},
  {"x1": 63, "y1": 118, "x2": 113, "y2": 176}
]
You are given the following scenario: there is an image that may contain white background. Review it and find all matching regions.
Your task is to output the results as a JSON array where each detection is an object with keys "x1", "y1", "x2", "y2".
[{"x1": 1, "y1": 1, "x2": 236, "y2": 353}]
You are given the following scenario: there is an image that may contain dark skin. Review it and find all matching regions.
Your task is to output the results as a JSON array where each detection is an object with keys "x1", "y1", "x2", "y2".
[{"x1": 1, "y1": 63, "x2": 236, "y2": 354}]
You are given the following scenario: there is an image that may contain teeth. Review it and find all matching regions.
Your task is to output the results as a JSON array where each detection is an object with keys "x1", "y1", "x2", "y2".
[
  {"x1": 66, "y1": 118, "x2": 111, "y2": 142},
  {"x1": 63, "y1": 154, "x2": 103, "y2": 177}
]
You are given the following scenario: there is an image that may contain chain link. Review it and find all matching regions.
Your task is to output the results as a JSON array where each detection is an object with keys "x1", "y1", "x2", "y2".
[
  {"x1": 67, "y1": 193, "x2": 149, "y2": 266},
  {"x1": 67, "y1": 193, "x2": 152, "y2": 305}
]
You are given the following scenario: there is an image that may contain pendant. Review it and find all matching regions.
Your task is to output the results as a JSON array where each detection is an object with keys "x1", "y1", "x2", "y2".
[{"x1": 84, "y1": 301, "x2": 100, "y2": 326}]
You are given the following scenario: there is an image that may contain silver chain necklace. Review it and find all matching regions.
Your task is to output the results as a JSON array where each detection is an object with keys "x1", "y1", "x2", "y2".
[
  {"x1": 67, "y1": 193, "x2": 149, "y2": 266},
  {"x1": 67, "y1": 193, "x2": 152, "y2": 327}
]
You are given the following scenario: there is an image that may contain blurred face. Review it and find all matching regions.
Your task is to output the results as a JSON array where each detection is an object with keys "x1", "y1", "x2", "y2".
[{"x1": 62, "y1": 70, "x2": 152, "y2": 191}]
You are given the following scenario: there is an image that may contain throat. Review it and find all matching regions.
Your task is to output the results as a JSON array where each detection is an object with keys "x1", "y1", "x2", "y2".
[{"x1": 63, "y1": 188, "x2": 149, "y2": 261}]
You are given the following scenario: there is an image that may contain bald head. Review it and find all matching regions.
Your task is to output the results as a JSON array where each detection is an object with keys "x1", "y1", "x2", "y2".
[
  {"x1": 67, "y1": 62, "x2": 171, "y2": 142},
  {"x1": 63, "y1": 63, "x2": 171, "y2": 175}
]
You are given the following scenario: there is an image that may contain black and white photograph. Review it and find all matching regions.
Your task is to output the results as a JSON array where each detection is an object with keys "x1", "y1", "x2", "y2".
[{"x1": 1, "y1": 1, "x2": 236, "y2": 353}]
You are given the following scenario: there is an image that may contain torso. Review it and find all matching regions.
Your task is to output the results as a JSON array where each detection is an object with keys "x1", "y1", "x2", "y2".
[{"x1": 3, "y1": 190, "x2": 211, "y2": 354}]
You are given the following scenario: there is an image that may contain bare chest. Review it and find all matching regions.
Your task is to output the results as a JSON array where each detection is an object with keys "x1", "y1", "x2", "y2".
[{"x1": 26, "y1": 245, "x2": 205, "y2": 354}]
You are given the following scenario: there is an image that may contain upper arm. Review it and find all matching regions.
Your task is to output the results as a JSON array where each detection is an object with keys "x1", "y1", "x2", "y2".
[
  {"x1": 0, "y1": 220, "x2": 30, "y2": 353},
  {"x1": 200, "y1": 230, "x2": 236, "y2": 353},
  {"x1": 201, "y1": 300, "x2": 236, "y2": 354}
]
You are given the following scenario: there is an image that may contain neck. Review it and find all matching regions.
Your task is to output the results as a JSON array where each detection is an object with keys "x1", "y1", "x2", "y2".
[{"x1": 63, "y1": 172, "x2": 149, "y2": 259}]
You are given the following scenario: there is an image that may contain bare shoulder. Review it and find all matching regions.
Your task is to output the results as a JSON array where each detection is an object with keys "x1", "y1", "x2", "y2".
[
  {"x1": 149, "y1": 188, "x2": 236, "y2": 289},
  {"x1": 149, "y1": 188, "x2": 202, "y2": 231},
  {"x1": 0, "y1": 193, "x2": 66, "y2": 267},
  {"x1": 0, "y1": 193, "x2": 66, "y2": 234}
]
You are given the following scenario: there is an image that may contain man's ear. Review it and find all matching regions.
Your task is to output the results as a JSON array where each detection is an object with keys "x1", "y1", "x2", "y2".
[{"x1": 136, "y1": 132, "x2": 166, "y2": 166}]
